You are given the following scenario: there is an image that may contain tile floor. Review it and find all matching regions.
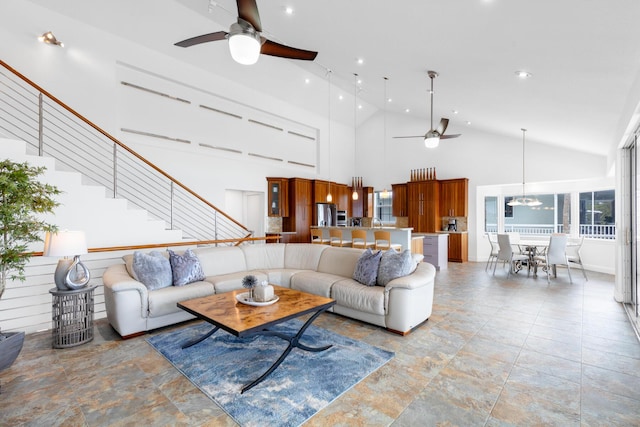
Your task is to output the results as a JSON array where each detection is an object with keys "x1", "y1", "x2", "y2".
[{"x1": 1, "y1": 261, "x2": 639, "y2": 426}]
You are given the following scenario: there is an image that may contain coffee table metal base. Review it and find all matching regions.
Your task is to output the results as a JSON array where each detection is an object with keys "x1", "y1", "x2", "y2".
[{"x1": 181, "y1": 308, "x2": 332, "y2": 394}]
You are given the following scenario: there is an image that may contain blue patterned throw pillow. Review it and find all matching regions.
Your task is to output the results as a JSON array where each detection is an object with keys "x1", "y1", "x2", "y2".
[
  {"x1": 132, "y1": 251, "x2": 173, "y2": 290},
  {"x1": 352, "y1": 248, "x2": 383, "y2": 286},
  {"x1": 168, "y1": 249, "x2": 206, "y2": 286},
  {"x1": 376, "y1": 249, "x2": 416, "y2": 286}
]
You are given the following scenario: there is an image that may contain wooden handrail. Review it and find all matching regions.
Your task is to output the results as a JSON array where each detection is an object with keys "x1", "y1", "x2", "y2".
[
  {"x1": 0, "y1": 59, "x2": 249, "y2": 233},
  {"x1": 29, "y1": 235, "x2": 283, "y2": 257}
]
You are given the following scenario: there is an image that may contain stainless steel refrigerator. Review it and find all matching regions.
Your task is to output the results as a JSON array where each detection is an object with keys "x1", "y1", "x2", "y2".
[{"x1": 316, "y1": 203, "x2": 337, "y2": 227}]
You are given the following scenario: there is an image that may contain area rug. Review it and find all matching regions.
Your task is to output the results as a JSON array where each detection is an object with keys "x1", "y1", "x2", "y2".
[{"x1": 146, "y1": 320, "x2": 394, "y2": 427}]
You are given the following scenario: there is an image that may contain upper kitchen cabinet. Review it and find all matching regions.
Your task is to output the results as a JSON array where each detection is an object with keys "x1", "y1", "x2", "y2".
[
  {"x1": 266, "y1": 177, "x2": 289, "y2": 217},
  {"x1": 392, "y1": 183, "x2": 408, "y2": 217},
  {"x1": 351, "y1": 186, "x2": 373, "y2": 218},
  {"x1": 313, "y1": 180, "x2": 330, "y2": 203},
  {"x1": 282, "y1": 178, "x2": 313, "y2": 243},
  {"x1": 439, "y1": 178, "x2": 468, "y2": 217}
]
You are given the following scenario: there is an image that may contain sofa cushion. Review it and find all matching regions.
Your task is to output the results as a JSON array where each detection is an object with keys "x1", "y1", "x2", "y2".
[
  {"x1": 331, "y1": 278, "x2": 386, "y2": 316},
  {"x1": 147, "y1": 281, "x2": 215, "y2": 318},
  {"x1": 193, "y1": 246, "x2": 247, "y2": 277},
  {"x1": 208, "y1": 270, "x2": 268, "y2": 294},
  {"x1": 265, "y1": 269, "x2": 311, "y2": 288},
  {"x1": 132, "y1": 251, "x2": 173, "y2": 290},
  {"x1": 377, "y1": 249, "x2": 417, "y2": 286},
  {"x1": 169, "y1": 249, "x2": 206, "y2": 286},
  {"x1": 290, "y1": 271, "x2": 344, "y2": 298},
  {"x1": 284, "y1": 244, "x2": 328, "y2": 270},
  {"x1": 352, "y1": 248, "x2": 383, "y2": 286},
  {"x1": 241, "y1": 244, "x2": 286, "y2": 270},
  {"x1": 317, "y1": 247, "x2": 363, "y2": 278}
]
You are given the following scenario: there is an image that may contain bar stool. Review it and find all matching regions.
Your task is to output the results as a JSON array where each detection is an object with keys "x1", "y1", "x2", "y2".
[
  {"x1": 374, "y1": 230, "x2": 401, "y2": 252},
  {"x1": 351, "y1": 229, "x2": 374, "y2": 249},
  {"x1": 329, "y1": 229, "x2": 352, "y2": 247},
  {"x1": 310, "y1": 228, "x2": 330, "y2": 244}
]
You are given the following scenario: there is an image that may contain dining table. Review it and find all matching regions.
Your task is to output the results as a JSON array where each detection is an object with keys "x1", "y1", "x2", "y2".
[{"x1": 515, "y1": 237, "x2": 577, "y2": 277}]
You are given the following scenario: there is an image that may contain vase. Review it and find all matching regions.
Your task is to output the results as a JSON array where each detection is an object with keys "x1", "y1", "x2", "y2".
[{"x1": 0, "y1": 331, "x2": 25, "y2": 372}]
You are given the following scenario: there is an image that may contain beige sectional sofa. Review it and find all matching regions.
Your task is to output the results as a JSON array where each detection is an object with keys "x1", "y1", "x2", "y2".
[{"x1": 102, "y1": 243, "x2": 436, "y2": 338}]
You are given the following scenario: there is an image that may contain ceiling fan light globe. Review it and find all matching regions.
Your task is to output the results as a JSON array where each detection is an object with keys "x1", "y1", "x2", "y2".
[
  {"x1": 424, "y1": 135, "x2": 440, "y2": 149},
  {"x1": 229, "y1": 33, "x2": 261, "y2": 64},
  {"x1": 507, "y1": 198, "x2": 523, "y2": 206}
]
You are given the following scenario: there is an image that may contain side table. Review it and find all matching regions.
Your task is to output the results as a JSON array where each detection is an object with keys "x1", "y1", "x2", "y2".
[{"x1": 49, "y1": 285, "x2": 97, "y2": 348}]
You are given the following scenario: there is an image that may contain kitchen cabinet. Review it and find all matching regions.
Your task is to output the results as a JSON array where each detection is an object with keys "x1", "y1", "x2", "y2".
[
  {"x1": 421, "y1": 233, "x2": 448, "y2": 270},
  {"x1": 350, "y1": 186, "x2": 373, "y2": 218},
  {"x1": 334, "y1": 183, "x2": 351, "y2": 215},
  {"x1": 392, "y1": 183, "x2": 407, "y2": 217},
  {"x1": 407, "y1": 181, "x2": 440, "y2": 233},
  {"x1": 448, "y1": 232, "x2": 468, "y2": 262},
  {"x1": 282, "y1": 178, "x2": 312, "y2": 243},
  {"x1": 439, "y1": 178, "x2": 468, "y2": 217},
  {"x1": 313, "y1": 180, "x2": 330, "y2": 203},
  {"x1": 266, "y1": 177, "x2": 289, "y2": 217}
]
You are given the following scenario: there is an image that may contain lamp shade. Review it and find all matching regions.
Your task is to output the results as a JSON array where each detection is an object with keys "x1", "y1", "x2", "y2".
[{"x1": 43, "y1": 230, "x2": 88, "y2": 257}]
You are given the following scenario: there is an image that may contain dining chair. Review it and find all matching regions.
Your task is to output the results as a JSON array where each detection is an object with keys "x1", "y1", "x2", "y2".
[
  {"x1": 485, "y1": 232, "x2": 499, "y2": 271},
  {"x1": 351, "y1": 229, "x2": 374, "y2": 249},
  {"x1": 567, "y1": 236, "x2": 588, "y2": 280},
  {"x1": 310, "y1": 228, "x2": 330, "y2": 244},
  {"x1": 373, "y1": 230, "x2": 402, "y2": 252},
  {"x1": 533, "y1": 233, "x2": 572, "y2": 283},
  {"x1": 329, "y1": 228, "x2": 352, "y2": 247},
  {"x1": 494, "y1": 233, "x2": 529, "y2": 277}
]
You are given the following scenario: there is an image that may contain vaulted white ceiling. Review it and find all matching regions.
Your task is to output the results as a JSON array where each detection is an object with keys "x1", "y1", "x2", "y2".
[{"x1": 26, "y1": 0, "x2": 640, "y2": 157}]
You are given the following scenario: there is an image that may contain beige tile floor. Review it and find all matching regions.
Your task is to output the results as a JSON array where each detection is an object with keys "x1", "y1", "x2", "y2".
[{"x1": 1, "y1": 261, "x2": 639, "y2": 426}]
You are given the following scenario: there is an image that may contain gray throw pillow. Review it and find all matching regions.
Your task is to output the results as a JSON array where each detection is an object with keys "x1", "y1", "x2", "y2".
[
  {"x1": 377, "y1": 249, "x2": 416, "y2": 286},
  {"x1": 132, "y1": 251, "x2": 173, "y2": 290},
  {"x1": 168, "y1": 249, "x2": 206, "y2": 286},
  {"x1": 352, "y1": 248, "x2": 382, "y2": 286}
]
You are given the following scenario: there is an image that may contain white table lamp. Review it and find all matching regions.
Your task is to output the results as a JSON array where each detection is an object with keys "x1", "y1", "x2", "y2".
[{"x1": 44, "y1": 230, "x2": 90, "y2": 291}]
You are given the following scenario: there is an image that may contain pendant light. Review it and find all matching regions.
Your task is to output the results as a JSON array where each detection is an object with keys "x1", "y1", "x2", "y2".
[
  {"x1": 326, "y1": 69, "x2": 333, "y2": 203},
  {"x1": 507, "y1": 129, "x2": 542, "y2": 207},
  {"x1": 380, "y1": 77, "x2": 390, "y2": 199},
  {"x1": 352, "y1": 73, "x2": 359, "y2": 201}
]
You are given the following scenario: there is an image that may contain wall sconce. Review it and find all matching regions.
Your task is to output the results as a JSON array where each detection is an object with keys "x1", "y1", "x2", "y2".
[
  {"x1": 38, "y1": 31, "x2": 64, "y2": 47},
  {"x1": 44, "y1": 230, "x2": 90, "y2": 291}
]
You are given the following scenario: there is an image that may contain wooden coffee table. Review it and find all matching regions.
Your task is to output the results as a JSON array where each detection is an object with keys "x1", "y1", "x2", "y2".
[{"x1": 177, "y1": 285, "x2": 335, "y2": 393}]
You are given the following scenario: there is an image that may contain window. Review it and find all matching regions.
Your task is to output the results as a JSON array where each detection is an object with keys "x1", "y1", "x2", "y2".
[
  {"x1": 579, "y1": 190, "x2": 615, "y2": 239},
  {"x1": 374, "y1": 191, "x2": 395, "y2": 224},
  {"x1": 485, "y1": 196, "x2": 497, "y2": 232}
]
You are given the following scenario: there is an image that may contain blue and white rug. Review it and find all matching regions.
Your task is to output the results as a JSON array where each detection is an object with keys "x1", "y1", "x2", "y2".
[{"x1": 146, "y1": 320, "x2": 394, "y2": 427}]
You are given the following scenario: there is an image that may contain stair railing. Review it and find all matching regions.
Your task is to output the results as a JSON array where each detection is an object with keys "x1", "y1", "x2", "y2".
[{"x1": 0, "y1": 60, "x2": 252, "y2": 244}]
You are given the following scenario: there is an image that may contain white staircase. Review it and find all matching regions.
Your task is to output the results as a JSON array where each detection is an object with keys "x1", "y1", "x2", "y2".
[{"x1": 0, "y1": 137, "x2": 185, "y2": 249}]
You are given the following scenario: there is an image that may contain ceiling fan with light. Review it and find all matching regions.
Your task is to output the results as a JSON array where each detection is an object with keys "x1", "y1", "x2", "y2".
[
  {"x1": 174, "y1": 0, "x2": 318, "y2": 65},
  {"x1": 394, "y1": 71, "x2": 460, "y2": 148}
]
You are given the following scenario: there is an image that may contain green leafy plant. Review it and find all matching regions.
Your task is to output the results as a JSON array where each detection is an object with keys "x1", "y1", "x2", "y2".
[{"x1": 0, "y1": 160, "x2": 60, "y2": 300}]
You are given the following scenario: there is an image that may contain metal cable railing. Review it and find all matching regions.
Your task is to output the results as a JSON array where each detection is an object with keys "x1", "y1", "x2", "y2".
[{"x1": 0, "y1": 60, "x2": 252, "y2": 245}]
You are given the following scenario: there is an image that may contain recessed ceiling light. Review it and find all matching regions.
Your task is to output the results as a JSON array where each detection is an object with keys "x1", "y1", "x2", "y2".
[
  {"x1": 304, "y1": 78, "x2": 310, "y2": 84},
  {"x1": 466, "y1": 121, "x2": 472, "y2": 125},
  {"x1": 405, "y1": 108, "x2": 411, "y2": 113},
  {"x1": 515, "y1": 70, "x2": 532, "y2": 79},
  {"x1": 452, "y1": 110, "x2": 458, "y2": 114},
  {"x1": 357, "y1": 58, "x2": 364, "y2": 65},
  {"x1": 357, "y1": 78, "x2": 362, "y2": 85},
  {"x1": 338, "y1": 94, "x2": 344, "y2": 101},
  {"x1": 358, "y1": 104, "x2": 363, "y2": 109},
  {"x1": 284, "y1": 6, "x2": 294, "y2": 15},
  {"x1": 387, "y1": 98, "x2": 392, "y2": 103}
]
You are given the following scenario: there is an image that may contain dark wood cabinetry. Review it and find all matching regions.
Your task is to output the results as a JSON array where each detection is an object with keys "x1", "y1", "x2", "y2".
[
  {"x1": 350, "y1": 186, "x2": 373, "y2": 218},
  {"x1": 313, "y1": 180, "x2": 330, "y2": 204},
  {"x1": 439, "y1": 178, "x2": 468, "y2": 217},
  {"x1": 407, "y1": 181, "x2": 440, "y2": 233},
  {"x1": 334, "y1": 183, "x2": 350, "y2": 216},
  {"x1": 282, "y1": 178, "x2": 312, "y2": 243},
  {"x1": 392, "y1": 183, "x2": 408, "y2": 217},
  {"x1": 448, "y1": 233, "x2": 468, "y2": 262},
  {"x1": 266, "y1": 178, "x2": 289, "y2": 217}
]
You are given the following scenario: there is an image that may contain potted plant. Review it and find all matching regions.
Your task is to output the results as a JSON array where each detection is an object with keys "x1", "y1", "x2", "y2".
[{"x1": 0, "y1": 160, "x2": 59, "y2": 371}]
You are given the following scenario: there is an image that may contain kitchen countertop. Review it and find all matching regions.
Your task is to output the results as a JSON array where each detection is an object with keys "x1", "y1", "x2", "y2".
[
  {"x1": 436, "y1": 230, "x2": 468, "y2": 234},
  {"x1": 311, "y1": 226, "x2": 413, "y2": 231}
]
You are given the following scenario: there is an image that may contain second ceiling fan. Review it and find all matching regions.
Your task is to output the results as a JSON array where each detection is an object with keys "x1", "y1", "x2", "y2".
[
  {"x1": 394, "y1": 71, "x2": 460, "y2": 148},
  {"x1": 174, "y1": 0, "x2": 318, "y2": 65}
]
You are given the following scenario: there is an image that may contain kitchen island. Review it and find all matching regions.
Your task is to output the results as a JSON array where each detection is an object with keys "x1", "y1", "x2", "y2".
[{"x1": 310, "y1": 226, "x2": 413, "y2": 252}]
